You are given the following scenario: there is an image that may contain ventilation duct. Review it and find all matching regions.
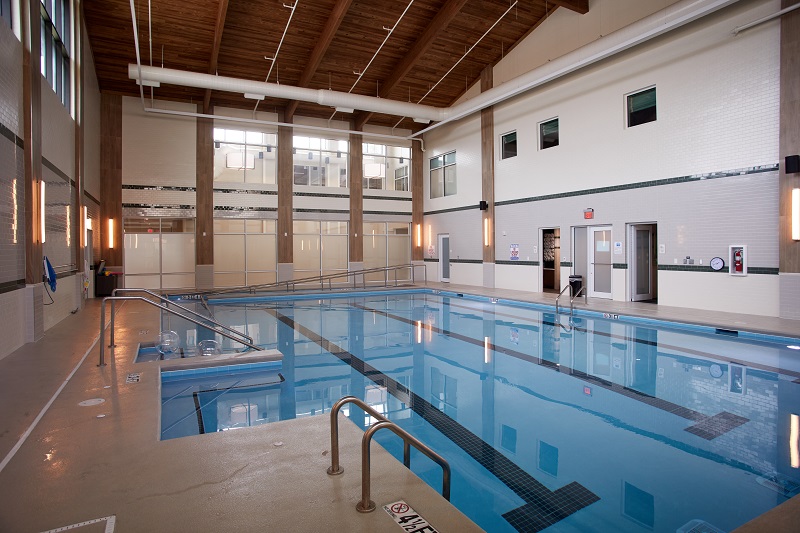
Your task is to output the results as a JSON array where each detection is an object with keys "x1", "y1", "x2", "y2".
[{"x1": 128, "y1": 0, "x2": 741, "y2": 135}]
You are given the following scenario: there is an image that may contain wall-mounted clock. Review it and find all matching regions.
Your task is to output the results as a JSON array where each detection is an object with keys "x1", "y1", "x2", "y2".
[{"x1": 710, "y1": 257, "x2": 725, "y2": 271}]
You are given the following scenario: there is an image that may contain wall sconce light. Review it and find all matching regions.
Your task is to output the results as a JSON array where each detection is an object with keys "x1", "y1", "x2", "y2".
[
  {"x1": 108, "y1": 218, "x2": 115, "y2": 249},
  {"x1": 40, "y1": 181, "x2": 46, "y2": 243},
  {"x1": 416, "y1": 223, "x2": 421, "y2": 247},
  {"x1": 483, "y1": 217, "x2": 490, "y2": 247},
  {"x1": 484, "y1": 336, "x2": 491, "y2": 364},
  {"x1": 793, "y1": 188, "x2": 800, "y2": 241}
]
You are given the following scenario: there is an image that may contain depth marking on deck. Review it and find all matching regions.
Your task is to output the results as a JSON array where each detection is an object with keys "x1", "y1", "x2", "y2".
[
  {"x1": 384, "y1": 501, "x2": 438, "y2": 533},
  {"x1": 41, "y1": 515, "x2": 116, "y2": 533}
]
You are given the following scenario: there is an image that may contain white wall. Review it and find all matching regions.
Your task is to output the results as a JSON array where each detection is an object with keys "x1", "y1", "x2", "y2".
[
  {"x1": 122, "y1": 97, "x2": 197, "y2": 186},
  {"x1": 83, "y1": 21, "x2": 102, "y2": 199}
]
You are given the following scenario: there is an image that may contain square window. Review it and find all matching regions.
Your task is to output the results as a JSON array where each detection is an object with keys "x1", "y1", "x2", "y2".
[
  {"x1": 540, "y1": 118, "x2": 559, "y2": 149},
  {"x1": 538, "y1": 441, "x2": 558, "y2": 476},
  {"x1": 500, "y1": 425, "x2": 517, "y2": 453},
  {"x1": 501, "y1": 132, "x2": 517, "y2": 159},
  {"x1": 627, "y1": 87, "x2": 657, "y2": 127},
  {"x1": 623, "y1": 482, "x2": 655, "y2": 528}
]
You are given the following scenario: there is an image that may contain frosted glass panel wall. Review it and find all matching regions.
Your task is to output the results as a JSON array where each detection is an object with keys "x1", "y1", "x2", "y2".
[
  {"x1": 213, "y1": 218, "x2": 277, "y2": 288},
  {"x1": 293, "y1": 220, "x2": 348, "y2": 283},
  {"x1": 123, "y1": 218, "x2": 196, "y2": 289},
  {"x1": 363, "y1": 222, "x2": 411, "y2": 282}
]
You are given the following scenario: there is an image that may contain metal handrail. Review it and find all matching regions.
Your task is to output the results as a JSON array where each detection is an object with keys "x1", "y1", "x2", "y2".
[
  {"x1": 98, "y1": 296, "x2": 261, "y2": 366},
  {"x1": 357, "y1": 421, "x2": 451, "y2": 513},
  {"x1": 570, "y1": 286, "x2": 587, "y2": 316},
  {"x1": 327, "y1": 396, "x2": 406, "y2": 476},
  {"x1": 554, "y1": 284, "x2": 572, "y2": 315},
  {"x1": 111, "y1": 288, "x2": 254, "y2": 346},
  {"x1": 181, "y1": 263, "x2": 427, "y2": 300},
  {"x1": 326, "y1": 396, "x2": 450, "y2": 513}
]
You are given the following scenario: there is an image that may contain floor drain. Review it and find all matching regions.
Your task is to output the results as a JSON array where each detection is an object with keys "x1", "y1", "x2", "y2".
[
  {"x1": 757, "y1": 472, "x2": 800, "y2": 498},
  {"x1": 78, "y1": 398, "x2": 105, "y2": 407}
]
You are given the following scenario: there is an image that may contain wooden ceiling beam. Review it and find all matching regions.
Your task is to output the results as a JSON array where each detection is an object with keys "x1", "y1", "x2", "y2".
[
  {"x1": 203, "y1": 0, "x2": 230, "y2": 114},
  {"x1": 548, "y1": 0, "x2": 589, "y2": 15},
  {"x1": 286, "y1": 0, "x2": 355, "y2": 122},
  {"x1": 355, "y1": 0, "x2": 468, "y2": 130}
]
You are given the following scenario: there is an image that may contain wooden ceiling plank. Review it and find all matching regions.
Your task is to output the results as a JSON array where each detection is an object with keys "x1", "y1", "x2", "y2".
[
  {"x1": 286, "y1": 0, "x2": 355, "y2": 122},
  {"x1": 203, "y1": 0, "x2": 230, "y2": 113},
  {"x1": 355, "y1": 0, "x2": 468, "y2": 130},
  {"x1": 549, "y1": 0, "x2": 589, "y2": 15}
]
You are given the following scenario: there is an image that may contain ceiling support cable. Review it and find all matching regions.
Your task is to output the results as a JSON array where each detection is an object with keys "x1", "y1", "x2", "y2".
[
  {"x1": 392, "y1": 0, "x2": 517, "y2": 129},
  {"x1": 254, "y1": 1, "x2": 299, "y2": 114}
]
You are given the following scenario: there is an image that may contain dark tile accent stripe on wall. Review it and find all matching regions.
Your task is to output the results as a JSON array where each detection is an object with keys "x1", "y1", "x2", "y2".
[
  {"x1": 613, "y1": 263, "x2": 628, "y2": 269},
  {"x1": 658, "y1": 265, "x2": 779, "y2": 274},
  {"x1": 424, "y1": 204, "x2": 480, "y2": 216},
  {"x1": 450, "y1": 258, "x2": 483, "y2": 264},
  {"x1": 0, "y1": 280, "x2": 26, "y2": 296},
  {"x1": 0, "y1": 122, "x2": 23, "y2": 148},
  {"x1": 268, "y1": 308, "x2": 600, "y2": 533},
  {"x1": 496, "y1": 260, "x2": 539, "y2": 266},
  {"x1": 42, "y1": 157, "x2": 72, "y2": 184},
  {"x1": 494, "y1": 164, "x2": 778, "y2": 207},
  {"x1": 124, "y1": 184, "x2": 197, "y2": 192},
  {"x1": 364, "y1": 195, "x2": 412, "y2": 201}
]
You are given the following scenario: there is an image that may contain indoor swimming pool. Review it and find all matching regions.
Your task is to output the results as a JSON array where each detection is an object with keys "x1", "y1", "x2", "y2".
[{"x1": 157, "y1": 291, "x2": 800, "y2": 533}]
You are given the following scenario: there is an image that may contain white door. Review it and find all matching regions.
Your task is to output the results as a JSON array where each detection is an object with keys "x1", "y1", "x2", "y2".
[
  {"x1": 438, "y1": 234, "x2": 450, "y2": 282},
  {"x1": 588, "y1": 226, "x2": 613, "y2": 299},
  {"x1": 629, "y1": 224, "x2": 655, "y2": 301}
]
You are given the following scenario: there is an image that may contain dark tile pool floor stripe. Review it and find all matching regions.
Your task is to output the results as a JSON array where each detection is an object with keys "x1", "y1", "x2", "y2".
[
  {"x1": 355, "y1": 303, "x2": 749, "y2": 439},
  {"x1": 266, "y1": 308, "x2": 599, "y2": 533}
]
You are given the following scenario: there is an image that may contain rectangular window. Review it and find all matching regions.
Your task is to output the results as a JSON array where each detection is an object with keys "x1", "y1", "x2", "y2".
[
  {"x1": 394, "y1": 166, "x2": 409, "y2": 191},
  {"x1": 292, "y1": 136, "x2": 349, "y2": 187},
  {"x1": 1, "y1": 0, "x2": 12, "y2": 29},
  {"x1": 540, "y1": 118, "x2": 559, "y2": 149},
  {"x1": 40, "y1": 0, "x2": 70, "y2": 108},
  {"x1": 627, "y1": 87, "x2": 657, "y2": 127},
  {"x1": 501, "y1": 131, "x2": 517, "y2": 159},
  {"x1": 363, "y1": 143, "x2": 411, "y2": 191},
  {"x1": 430, "y1": 151, "x2": 456, "y2": 199}
]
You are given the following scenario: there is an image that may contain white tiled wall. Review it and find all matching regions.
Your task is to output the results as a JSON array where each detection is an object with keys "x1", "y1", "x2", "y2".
[
  {"x1": 0, "y1": 288, "x2": 24, "y2": 361},
  {"x1": 43, "y1": 273, "x2": 81, "y2": 331},
  {"x1": 0, "y1": 20, "x2": 21, "y2": 137}
]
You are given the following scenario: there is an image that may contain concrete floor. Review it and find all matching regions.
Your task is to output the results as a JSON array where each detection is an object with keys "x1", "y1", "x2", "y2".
[{"x1": 0, "y1": 283, "x2": 798, "y2": 532}]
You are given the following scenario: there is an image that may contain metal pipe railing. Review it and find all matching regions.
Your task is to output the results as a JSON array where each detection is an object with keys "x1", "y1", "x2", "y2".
[
  {"x1": 555, "y1": 284, "x2": 572, "y2": 315},
  {"x1": 98, "y1": 296, "x2": 261, "y2": 366},
  {"x1": 112, "y1": 288, "x2": 254, "y2": 346},
  {"x1": 327, "y1": 396, "x2": 409, "y2": 476},
  {"x1": 570, "y1": 286, "x2": 587, "y2": 316},
  {"x1": 357, "y1": 421, "x2": 451, "y2": 513}
]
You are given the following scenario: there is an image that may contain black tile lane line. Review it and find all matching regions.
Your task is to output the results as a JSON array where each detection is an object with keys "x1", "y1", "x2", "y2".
[
  {"x1": 352, "y1": 303, "x2": 749, "y2": 438},
  {"x1": 264, "y1": 308, "x2": 599, "y2": 533}
]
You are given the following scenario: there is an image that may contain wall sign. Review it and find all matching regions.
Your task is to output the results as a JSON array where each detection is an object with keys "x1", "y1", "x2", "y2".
[{"x1": 509, "y1": 243, "x2": 520, "y2": 261}]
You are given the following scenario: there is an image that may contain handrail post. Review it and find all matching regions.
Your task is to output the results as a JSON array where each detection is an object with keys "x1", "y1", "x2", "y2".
[
  {"x1": 99, "y1": 299, "x2": 107, "y2": 366},
  {"x1": 357, "y1": 422, "x2": 382, "y2": 513},
  {"x1": 109, "y1": 299, "x2": 116, "y2": 347}
]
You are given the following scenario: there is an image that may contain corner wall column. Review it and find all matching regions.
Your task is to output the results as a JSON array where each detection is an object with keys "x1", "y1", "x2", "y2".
[
  {"x1": 277, "y1": 123, "x2": 294, "y2": 282},
  {"x1": 22, "y1": 0, "x2": 43, "y2": 341},
  {"x1": 349, "y1": 133, "x2": 363, "y2": 272},
  {"x1": 100, "y1": 94, "x2": 123, "y2": 268},
  {"x1": 195, "y1": 106, "x2": 214, "y2": 289},
  {"x1": 779, "y1": 1, "x2": 800, "y2": 319},
  {"x1": 481, "y1": 66, "x2": 495, "y2": 288}
]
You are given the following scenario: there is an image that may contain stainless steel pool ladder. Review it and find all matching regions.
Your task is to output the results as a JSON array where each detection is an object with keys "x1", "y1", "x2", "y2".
[
  {"x1": 555, "y1": 285, "x2": 587, "y2": 317},
  {"x1": 327, "y1": 396, "x2": 451, "y2": 513},
  {"x1": 181, "y1": 263, "x2": 427, "y2": 299},
  {"x1": 98, "y1": 296, "x2": 261, "y2": 366}
]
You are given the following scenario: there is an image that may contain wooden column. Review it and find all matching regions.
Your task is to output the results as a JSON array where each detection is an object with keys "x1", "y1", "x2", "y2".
[
  {"x1": 349, "y1": 133, "x2": 363, "y2": 265},
  {"x1": 74, "y1": 4, "x2": 84, "y2": 283},
  {"x1": 481, "y1": 66, "x2": 495, "y2": 266},
  {"x1": 779, "y1": 1, "x2": 800, "y2": 318},
  {"x1": 277, "y1": 124, "x2": 293, "y2": 281},
  {"x1": 195, "y1": 106, "x2": 214, "y2": 289},
  {"x1": 100, "y1": 94, "x2": 123, "y2": 266},
  {"x1": 412, "y1": 140, "x2": 424, "y2": 261},
  {"x1": 22, "y1": 0, "x2": 42, "y2": 285}
]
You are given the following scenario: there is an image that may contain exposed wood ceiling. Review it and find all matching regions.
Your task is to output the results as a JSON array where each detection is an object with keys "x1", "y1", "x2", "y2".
[{"x1": 84, "y1": 0, "x2": 589, "y2": 130}]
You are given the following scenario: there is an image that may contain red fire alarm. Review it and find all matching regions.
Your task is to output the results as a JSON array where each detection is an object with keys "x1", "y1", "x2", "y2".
[{"x1": 583, "y1": 208, "x2": 594, "y2": 220}]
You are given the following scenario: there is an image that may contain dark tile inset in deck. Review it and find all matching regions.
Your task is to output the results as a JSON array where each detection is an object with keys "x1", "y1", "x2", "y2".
[
  {"x1": 268, "y1": 309, "x2": 600, "y2": 533},
  {"x1": 684, "y1": 411, "x2": 750, "y2": 440}
]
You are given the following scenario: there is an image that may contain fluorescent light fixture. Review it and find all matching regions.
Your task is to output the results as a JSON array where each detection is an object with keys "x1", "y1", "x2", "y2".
[
  {"x1": 483, "y1": 217, "x2": 490, "y2": 247},
  {"x1": 40, "y1": 181, "x2": 46, "y2": 243},
  {"x1": 135, "y1": 79, "x2": 160, "y2": 87},
  {"x1": 335, "y1": 107, "x2": 354, "y2": 114},
  {"x1": 12, "y1": 179, "x2": 18, "y2": 244},
  {"x1": 108, "y1": 218, "x2": 114, "y2": 249},
  {"x1": 416, "y1": 223, "x2": 421, "y2": 247},
  {"x1": 66, "y1": 205, "x2": 71, "y2": 247},
  {"x1": 792, "y1": 414, "x2": 799, "y2": 468},
  {"x1": 792, "y1": 188, "x2": 800, "y2": 240},
  {"x1": 243, "y1": 93, "x2": 265, "y2": 100},
  {"x1": 84, "y1": 206, "x2": 92, "y2": 230}
]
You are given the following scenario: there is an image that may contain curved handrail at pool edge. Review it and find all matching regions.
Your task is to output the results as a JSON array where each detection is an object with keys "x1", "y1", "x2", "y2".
[{"x1": 98, "y1": 296, "x2": 261, "y2": 366}]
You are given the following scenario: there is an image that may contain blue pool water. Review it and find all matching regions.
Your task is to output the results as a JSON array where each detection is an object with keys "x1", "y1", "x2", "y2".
[{"x1": 159, "y1": 291, "x2": 800, "y2": 533}]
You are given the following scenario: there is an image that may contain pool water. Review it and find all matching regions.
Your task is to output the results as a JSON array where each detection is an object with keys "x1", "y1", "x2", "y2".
[{"x1": 159, "y1": 292, "x2": 800, "y2": 533}]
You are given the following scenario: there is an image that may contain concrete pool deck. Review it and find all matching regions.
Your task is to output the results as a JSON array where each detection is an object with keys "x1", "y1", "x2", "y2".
[{"x1": 0, "y1": 283, "x2": 798, "y2": 531}]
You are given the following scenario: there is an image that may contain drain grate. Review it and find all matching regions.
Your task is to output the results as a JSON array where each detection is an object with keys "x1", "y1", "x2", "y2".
[
  {"x1": 676, "y1": 519, "x2": 725, "y2": 533},
  {"x1": 757, "y1": 472, "x2": 800, "y2": 498}
]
